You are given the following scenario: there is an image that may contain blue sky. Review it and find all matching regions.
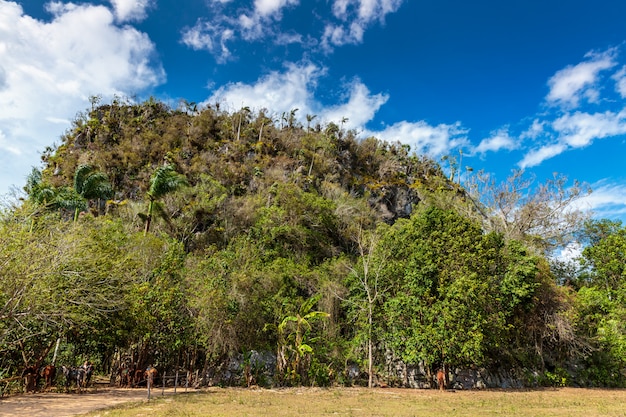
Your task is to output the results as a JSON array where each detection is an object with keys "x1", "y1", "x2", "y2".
[{"x1": 2, "y1": 0, "x2": 626, "y2": 220}]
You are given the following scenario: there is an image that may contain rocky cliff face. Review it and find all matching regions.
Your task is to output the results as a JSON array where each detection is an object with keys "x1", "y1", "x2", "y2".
[
  {"x1": 369, "y1": 185, "x2": 421, "y2": 223},
  {"x1": 200, "y1": 350, "x2": 532, "y2": 390}
]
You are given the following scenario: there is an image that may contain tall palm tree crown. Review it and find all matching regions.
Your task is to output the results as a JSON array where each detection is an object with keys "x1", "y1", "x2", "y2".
[{"x1": 144, "y1": 164, "x2": 188, "y2": 234}]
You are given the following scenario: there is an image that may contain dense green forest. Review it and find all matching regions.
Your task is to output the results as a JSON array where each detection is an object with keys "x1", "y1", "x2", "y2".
[{"x1": 1, "y1": 96, "x2": 625, "y2": 389}]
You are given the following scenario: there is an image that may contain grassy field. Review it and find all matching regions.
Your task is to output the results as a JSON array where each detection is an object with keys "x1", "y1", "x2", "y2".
[{"x1": 85, "y1": 387, "x2": 626, "y2": 417}]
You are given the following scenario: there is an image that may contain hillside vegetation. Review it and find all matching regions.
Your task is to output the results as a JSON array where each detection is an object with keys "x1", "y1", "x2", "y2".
[{"x1": 1, "y1": 96, "x2": 625, "y2": 389}]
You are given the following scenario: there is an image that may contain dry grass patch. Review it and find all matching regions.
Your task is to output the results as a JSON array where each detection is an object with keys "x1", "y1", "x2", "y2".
[{"x1": 86, "y1": 387, "x2": 626, "y2": 417}]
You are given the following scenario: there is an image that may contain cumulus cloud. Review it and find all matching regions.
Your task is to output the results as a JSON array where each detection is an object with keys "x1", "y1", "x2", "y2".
[
  {"x1": 546, "y1": 48, "x2": 617, "y2": 109},
  {"x1": 366, "y1": 121, "x2": 468, "y2": 157},
  {"x1": 520, "y1": 119, "x2": 546, "y2": 140},
  {"x1": 181, "y1": 0, "x2": 300, "y2": 61},
  {"x1": 612, "y1": 65, "x2": 626, "y2": 98},
  {"x1": 475, "y1": 127, "x2": 519, "y2": 154},
  {"x1": 320, "y1": 80, "x2": 388, "y2": 129},
  {"x1": 109, "y1": 0, "x2": 152, "y2": 23},
  {"x1": 553, "y1": 110, "x2": 626, "y2": 148},
  {"x1": 0, "y1": 1, "x2": 164, "y2": 194},
  {"x1": 237, "y1": 0, "x2": 299, "y2": 40},
  {"x1": 205, "y1": 62, "x2": 324, "y2": 114}
]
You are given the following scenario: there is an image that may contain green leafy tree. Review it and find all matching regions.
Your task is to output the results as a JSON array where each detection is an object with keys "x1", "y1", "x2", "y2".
[
  {"x1": 580, "y1": 220, "x2": 626, "y2": 298},
  {"x1": 576, "y1": 220, "x2": 626, "y2": 385},
  {"x1": 22, "y1": 167, "x2": 57, "y2": 231},
  {"x1": 0, "y1": 216, "x2": 139, "y2": 374},
  {"x1": 161, "y1": 174, "x2": 228, "y2": 251},
  {"x1": 380, "y1": 207, "x2": 510, "y2": 371},
  {"x1": 125, "y1": 238, "x2": 193, "y2": 369}
]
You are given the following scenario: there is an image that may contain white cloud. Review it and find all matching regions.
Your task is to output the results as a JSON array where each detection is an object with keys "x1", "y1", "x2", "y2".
[
  {"x1": 0, "y1": 1, "x2": 164, "y2": 195},
  {"x1": 274, "y1": 31, "x2": 304, "y2": 45},
  {"x1": 322, "y1": 0, "x2": 404, "y2": 50},
  {"x1": 546, "y1": 48, "x2": 617, "y2": 109},
  {"x1": 578, "y1": 180, "x2": 626, "y2": 219},
  {"x1": 182, "y1": 1, "x2": 405, "y2": 60},
  {"x1": 475, "y1": 127, "x2": 518, "y2": 154},
  {"x1": 518, "y1": 109, "x2": 626, "y2": 168},
  {"x1": 320, "y1": 80, "x2": 388, "y2": 129},
  {"x1": 109, "y1": 0, "x2": 152, "y2": 23},
  {"x1": 205, "y1": 62, "x2": 323, "y2": 115},
  {"x1": 519, "y1": 143, "x2": 567, "y2": 169},
  {"x1": 552, "y1": 110, "x2": 626, "y2": 148},
  {"x1": 0, "y1": 129, "x2": 21, "y2": 155},
  {"x1": 612, "y1": 65, "x2": 626, "y2": 98},
  {"x1": 520, "y1": 119, "x2": 546, "y2": 140},
  {"x1": 254, "y1": 0, "x2": 298, "y2": 17},
  {"x1": 331, "y1": 0, "x2": 402, "y2": 22},
  {"x1": 204, "y1": 62, "x2": 390, "y2": 133},
  {"x1": 555, "y1": 241, "x2": 583, "y2": 263},
  {"x1": 366, "y1": 120, "x2": 468, "y2": 157},
  {"x1": 181, "y1": 21, "x2": 216, "y2": 51},
  {"x1": 181, "y1": 20, "x2": 234, "y2": 63},
  {"x1": 236, "y1": 0, "x2": 299, "y2": 41}
]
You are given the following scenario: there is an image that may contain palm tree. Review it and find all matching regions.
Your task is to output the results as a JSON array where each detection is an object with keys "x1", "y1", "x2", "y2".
[
  {"x1": 24, "y1": 167, "x2": 55, "y2": 206},
  {"x1": 23, "y1": 167, "x2": 57, "y2": 231},
  {"x1": 73, "y1": 164, "x2": 113, "y2": 221},
  {"x1": 143, "y1": 164, "x2": 188, "y2": 235},
  {"x1": 276, "y1": 296, "x2": 329, "y2": 385},
  {"x1": 306, "y1": 114, "x2": 317, "y2": 132},
  {"x1": 54, "y1": 186, "x2": 88, "y2": 222}
]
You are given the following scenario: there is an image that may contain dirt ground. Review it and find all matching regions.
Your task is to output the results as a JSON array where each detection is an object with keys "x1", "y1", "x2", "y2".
[{"x1": 0, "y1": 386, "x2": 183, "y2": 417}]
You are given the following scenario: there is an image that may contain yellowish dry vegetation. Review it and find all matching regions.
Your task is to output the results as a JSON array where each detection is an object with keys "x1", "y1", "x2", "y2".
[{"x1": 86, "y1": 387, "x2": 626, "y2": 417}]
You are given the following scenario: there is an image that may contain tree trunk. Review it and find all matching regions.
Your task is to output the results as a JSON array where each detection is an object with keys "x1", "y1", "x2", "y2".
[
  {"x1": 52, "y1": 338, "x2": 61, "y2": 365},
  {"x1": 144, "y1": 215, "x2": 152, "y2": 235},
  {"x1": 368, "y1": 303, "x2": 373, "y2": 388}
]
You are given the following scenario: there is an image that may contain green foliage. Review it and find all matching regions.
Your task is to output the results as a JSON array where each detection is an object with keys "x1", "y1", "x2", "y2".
[
  {"x1": 0, "y1": 216, "x2": 140, "y2": 370},
  {"x1": 2, "y1": 97, "x2": 619, "y2": 388},
  {"x1": 571, "y1": 220, "x2": 626, "y2": 386},
  {"x1": 274, "y1": 295, "x2": 329, "y2": 386},
  {"x1": 539, "y1": 368, "x2": 568, "y2": 387},
  {"x1": 126, "y1": 238, "x2": 193, "y2": 367},
  {"x1": 379, "y1": 206, "x2": 542, "y2": 369}
]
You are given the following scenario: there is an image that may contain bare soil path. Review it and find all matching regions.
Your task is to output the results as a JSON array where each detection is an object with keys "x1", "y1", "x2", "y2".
[{"x1": 0, "y1": 387, "x2": 182, "y2": 417}]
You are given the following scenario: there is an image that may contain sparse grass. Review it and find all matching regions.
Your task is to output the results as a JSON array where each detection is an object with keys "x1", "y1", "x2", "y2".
[{"x1": 85, "y1": 387, "x2": 626, "y2": 417}]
